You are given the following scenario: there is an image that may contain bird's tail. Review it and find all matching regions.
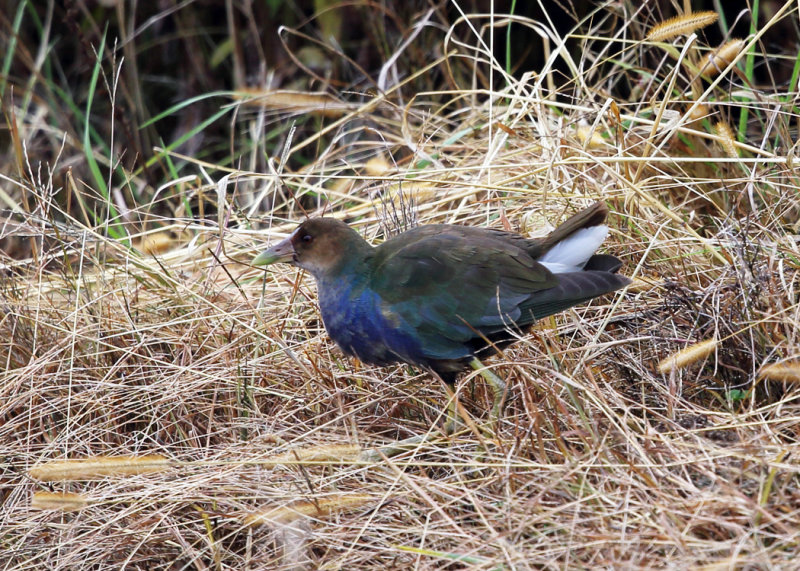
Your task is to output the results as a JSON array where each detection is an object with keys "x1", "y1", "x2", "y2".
[
  {"x1": 523, "y1": 270, "x2": 631, "y2": 320},
  {"x1": 538, "y1": 225, "x2": 609, "y2": 274},
  {"x1": 538, "y1": 201, "x2": 608, "y2": 251}
]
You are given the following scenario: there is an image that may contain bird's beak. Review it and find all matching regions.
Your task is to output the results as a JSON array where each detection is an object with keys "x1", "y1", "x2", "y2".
[{"x1": 252, "y1": 235, "x2": 295, "y2": 266}]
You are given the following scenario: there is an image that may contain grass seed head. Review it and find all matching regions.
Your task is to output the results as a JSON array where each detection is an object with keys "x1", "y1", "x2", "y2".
[
  {"x1": 658, "y1": 338, "x2": 719, "y2": 374},
  {"x1": 647, "y1": 11, "x2": 720, "y2": 42},
  {"x1": 31, "y1": 491, "x2": 89, "y2": 512},
  {"x1": 29, "y1": 455, "x2": 172, "y2": 482}
]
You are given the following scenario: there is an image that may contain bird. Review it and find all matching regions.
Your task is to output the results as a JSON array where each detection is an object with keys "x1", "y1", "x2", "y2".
[{"x1": 253, "y1": 201, "x2": 629, "y2": 429}]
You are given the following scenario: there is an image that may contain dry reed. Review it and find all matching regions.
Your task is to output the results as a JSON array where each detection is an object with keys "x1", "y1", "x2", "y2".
[{"x1": 2, "y1": 2, "x2": 799, "y2": 569}]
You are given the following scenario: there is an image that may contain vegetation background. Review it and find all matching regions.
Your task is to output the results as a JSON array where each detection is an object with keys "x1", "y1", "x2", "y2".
[{"x1": 2, "y1": 0, "x2": 799, "y2": 568}]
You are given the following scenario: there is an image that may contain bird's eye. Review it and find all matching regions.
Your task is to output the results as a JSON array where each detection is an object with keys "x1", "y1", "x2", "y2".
[{"x1": 302, "y1": 234, "x2": 313, "y2": 243}]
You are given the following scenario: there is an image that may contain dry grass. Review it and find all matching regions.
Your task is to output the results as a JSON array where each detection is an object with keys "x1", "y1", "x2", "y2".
[{"x1": 2, "y1": 2, "x2": 800, "y2": 569}]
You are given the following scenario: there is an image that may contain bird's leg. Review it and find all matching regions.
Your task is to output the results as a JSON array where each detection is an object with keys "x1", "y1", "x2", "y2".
[
  {"x1": 468, "y1": 357, "x2": 506, "y2": 424},
  {"x1": 442, "y1": 385, "x2": 462, "y2": 435}
]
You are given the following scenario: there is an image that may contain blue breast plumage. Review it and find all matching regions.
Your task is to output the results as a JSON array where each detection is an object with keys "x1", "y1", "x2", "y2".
[{"x1": 317, "y1": 275, "x2": 436, "y2": 368}]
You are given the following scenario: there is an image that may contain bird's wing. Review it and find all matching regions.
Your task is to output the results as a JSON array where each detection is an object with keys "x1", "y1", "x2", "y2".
[{"x1": 368, "y1": 228, "x2": 557, "y2": 358}]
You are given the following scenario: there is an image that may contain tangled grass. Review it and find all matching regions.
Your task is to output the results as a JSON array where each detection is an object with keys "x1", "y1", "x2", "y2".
[{"x1": 2, "y1": 2, "x2": 800, "y2": 568}]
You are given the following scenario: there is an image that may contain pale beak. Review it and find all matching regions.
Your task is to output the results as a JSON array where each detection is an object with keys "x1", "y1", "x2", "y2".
[{"x1": 252, "y1": 235, "x2": 295, "y2": 266}]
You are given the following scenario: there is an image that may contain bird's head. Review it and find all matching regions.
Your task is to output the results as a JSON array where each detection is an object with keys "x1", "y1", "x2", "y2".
[{"x1": 252, "y1": 218, "x2": 369, "y2": 278}]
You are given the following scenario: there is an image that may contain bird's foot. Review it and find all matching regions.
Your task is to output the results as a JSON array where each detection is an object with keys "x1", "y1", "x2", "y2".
[{"x1": 469, "y1": 357, "x2": 507, "y2": 430}]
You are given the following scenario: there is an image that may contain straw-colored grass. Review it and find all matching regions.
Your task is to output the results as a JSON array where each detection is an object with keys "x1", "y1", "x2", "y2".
[{"x1": 2, "y1": 2, "x2": 800, "y2": 569}]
